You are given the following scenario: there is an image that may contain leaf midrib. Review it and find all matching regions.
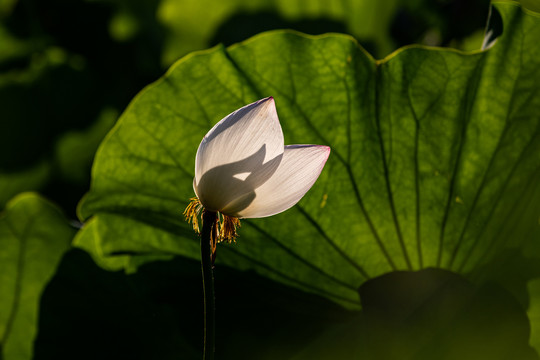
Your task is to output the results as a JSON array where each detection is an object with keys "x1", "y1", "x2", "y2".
[{"x1": 1, "y1": 210, "x2": 36, "y2": 348}]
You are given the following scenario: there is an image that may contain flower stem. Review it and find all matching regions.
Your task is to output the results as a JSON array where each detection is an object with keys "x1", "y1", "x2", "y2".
[{"x1": 200, "y1": 210, "x2": 217, "y2": 360}]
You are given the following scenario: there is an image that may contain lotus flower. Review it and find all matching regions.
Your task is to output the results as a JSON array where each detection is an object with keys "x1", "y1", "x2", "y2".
[{"x1": 184, "y1": 97, "x2": 330, "y2": 247}]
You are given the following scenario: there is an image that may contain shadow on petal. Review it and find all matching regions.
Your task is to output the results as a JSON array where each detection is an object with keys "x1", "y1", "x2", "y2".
[{"x1": 195, "y1": 144, "x2": 283, "y2": 215}]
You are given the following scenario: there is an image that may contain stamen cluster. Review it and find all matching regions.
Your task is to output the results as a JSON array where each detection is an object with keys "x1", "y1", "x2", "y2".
[{"x1": 184, "y1": 197, "x2": 241, "y2": 243}]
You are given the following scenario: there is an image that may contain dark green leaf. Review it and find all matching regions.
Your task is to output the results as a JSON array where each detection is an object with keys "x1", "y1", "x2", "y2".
[
  {"x1": 292, "y1": 269, "x2": 539, "y2": 360},
  {"x1": 0, "y1": 193, "x2": 74, "y2": 359},
  {"x1": 35, "y1": 249, "x2": 353, "y2": 360},
  {"x1": 529, "y1": 278, "x2": 540, "y2": 352}
]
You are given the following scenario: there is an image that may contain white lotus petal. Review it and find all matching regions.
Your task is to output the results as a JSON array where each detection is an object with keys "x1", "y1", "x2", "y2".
[
  {"x1": 194, "y1": 146, "x2": 282, "y2": 212},
  {"x1": 227, "y1": 145, "x2": 330, "y2": 218},
  {"x1": 194, "y1": 97, "x2": 284, "y2": 188}
]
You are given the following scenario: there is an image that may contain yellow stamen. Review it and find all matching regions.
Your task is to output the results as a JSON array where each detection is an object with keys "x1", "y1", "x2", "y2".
[
  {"x1": 219, "y1": 214, "x2": 241, "y2": 243},
  {"x1": 184, "y1": 197, "x2": 241, "y2": 246},
  {"x1": 183, "y1": 197, "x2": 203, "y2": 233}
]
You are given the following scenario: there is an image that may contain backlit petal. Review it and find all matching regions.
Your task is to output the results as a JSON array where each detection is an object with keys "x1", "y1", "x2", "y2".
[
  {"x1": 194, "y1": 97, "x2": 284, "y2": 191},
  {"x1": 228, "y1": 145, "x2": 330, "y2": 218},
  {"x1": 195, "y1": 146, "x2": 282, "y2": 212}
]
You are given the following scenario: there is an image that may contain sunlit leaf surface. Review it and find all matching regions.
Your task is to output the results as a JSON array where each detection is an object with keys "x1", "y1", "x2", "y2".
[{"x1": 77, "y1": 3, "x2": 540, "y2": 310}]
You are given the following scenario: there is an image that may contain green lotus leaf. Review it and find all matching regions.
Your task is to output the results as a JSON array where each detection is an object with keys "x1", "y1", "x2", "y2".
[
  {"x1": 77, "y1": 2, "x2": 540, "y2": 310},
  {"x1": 0, "y1": 193, "x2": 74, "y2": 359}
]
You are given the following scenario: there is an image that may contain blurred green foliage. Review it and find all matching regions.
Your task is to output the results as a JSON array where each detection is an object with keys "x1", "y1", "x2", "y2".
[{"x1": 0, "y1": 0, "x2": 165, "y2": 214}]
